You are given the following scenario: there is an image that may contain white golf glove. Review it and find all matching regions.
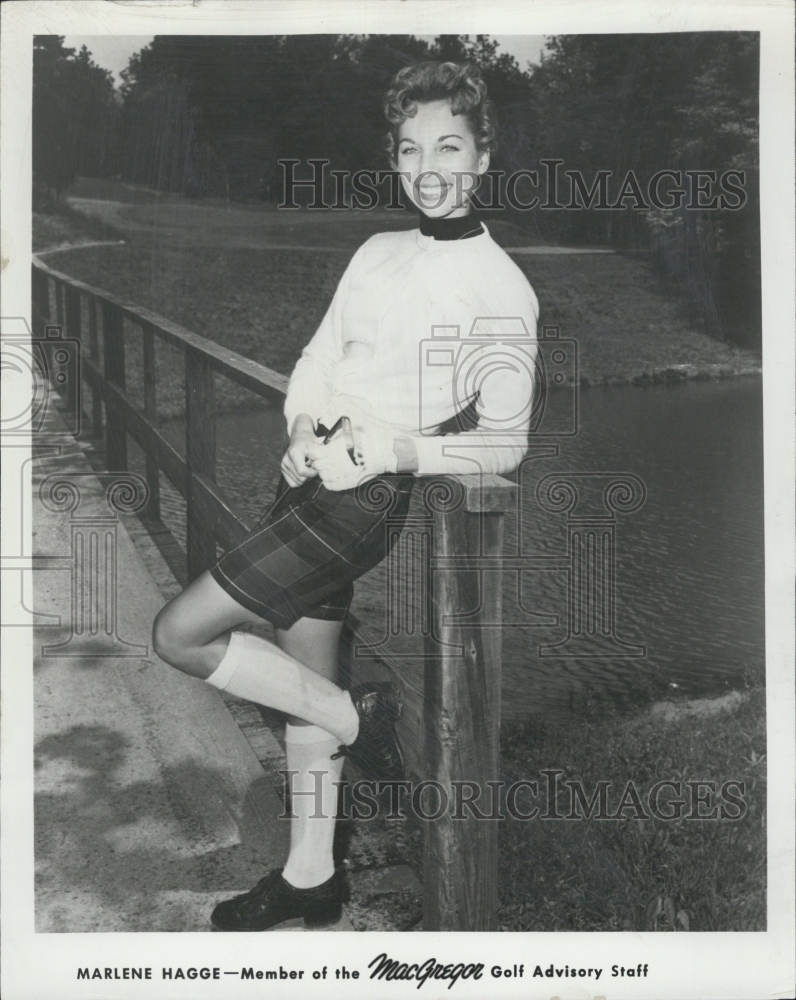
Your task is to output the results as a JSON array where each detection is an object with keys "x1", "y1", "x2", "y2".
[{"x1": 312, "y1": 422, "x2": 398, "y2": 492}]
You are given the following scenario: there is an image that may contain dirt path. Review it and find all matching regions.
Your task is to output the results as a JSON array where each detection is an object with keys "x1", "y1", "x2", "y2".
[
  {"x1": 66, "y1": 196, "x2": 403, "y2": 251},
  {"x1": 35, "y1": 239, "x2": 127, "y2": 257}
]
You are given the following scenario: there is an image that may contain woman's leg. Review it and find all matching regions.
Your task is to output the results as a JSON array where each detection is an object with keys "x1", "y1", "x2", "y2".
[
  {"x1": 273, "y1": 618, "x2": 346, "y2": 889},
  {"x1": 155, "y1": 573, "x2": 349, "y2": 898},
  {"x1": 275, "y1": 616, "x2": 343, "y2": 696},
  {"x1": 152, "y1": 571, "x2": 359, "y2": 745}
]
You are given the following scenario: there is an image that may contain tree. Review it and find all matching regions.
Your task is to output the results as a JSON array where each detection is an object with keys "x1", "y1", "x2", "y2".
[
  {"x1": 524, "y1": 33, "x2": 760, "y2": 347},
  {"x1": 33, "y1": 36, "x2": 120, "y2": 204},
  {"x1": 116, "y1": 34, "x2": 534, "y2": 202}
]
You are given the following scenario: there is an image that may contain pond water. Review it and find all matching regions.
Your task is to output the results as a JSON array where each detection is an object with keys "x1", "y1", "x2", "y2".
[{"x1": 155, "y1": 376, "x2": 764, "y2": 717}]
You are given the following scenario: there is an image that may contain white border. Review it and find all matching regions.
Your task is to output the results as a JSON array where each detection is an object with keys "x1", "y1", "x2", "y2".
[{"x1": 2, "y1": 2, "x2": 793, "y2": 998}]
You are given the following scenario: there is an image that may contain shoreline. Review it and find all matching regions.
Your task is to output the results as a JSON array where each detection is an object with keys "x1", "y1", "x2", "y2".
[{"x1": 595, "y1": 363, "x2": 761, "y2": 386}]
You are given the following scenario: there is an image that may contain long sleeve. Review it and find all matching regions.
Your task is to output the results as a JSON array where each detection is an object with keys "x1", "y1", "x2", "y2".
[
  {"x1": 411, "y1": 274, "x2": 539, "y2": 475},
  {"x1": 412, "y1": 433, "x2": 529, "y2": 477},
  {"x1": 409, "y1": 333, "x2": 538, "y2": 476},
  {"x1": 283, "y1": 246, "x2": 361, "y2": 435}
]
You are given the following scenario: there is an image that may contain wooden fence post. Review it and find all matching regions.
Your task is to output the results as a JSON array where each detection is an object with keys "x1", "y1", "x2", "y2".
[
  {"x1": 88, "y1": 297, "x2": 103, "y2": 439},
  {"x1": 422, "y1": 475, "x2": 517, "y2": 931},
  {"x1": 64, "y1": 286, "x2": 82, "y2": 342},
  {"x1": 55, "y1": 279, "x2": 64, "y2": 328},
  {"x1": 31, "y1": 266, "x2": 50, "y2": 337},
  {"x1": 185, "y1": 346, "x2": 217, "y2": 578},
  {"x1": 141, "y1": 323, "x2": 161, "y2": 519},
  {"x1": 101, "y1": 301, "x2": 127, "y2": 472},
  {"x1": 63, "y1": 286, "x2": 82, "y2": 419}
]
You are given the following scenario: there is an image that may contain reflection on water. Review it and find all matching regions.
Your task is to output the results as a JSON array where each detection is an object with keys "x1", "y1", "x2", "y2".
[
  {"x1": 502, "y1": 377, "x2": 764, "y2": 715},
  {"x1": 155, "y1": 378, "x2": 764, "y2": 717}
]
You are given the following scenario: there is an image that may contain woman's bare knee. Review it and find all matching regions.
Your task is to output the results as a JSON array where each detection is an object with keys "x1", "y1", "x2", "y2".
[
  {"x1": 152, "y1": 604, "x2": 193, "y2": 671},
  {"x1": 153, "y1": 600, "x2": 232, "y2": 679},
  {"x1": 151, "y1": 570, "x2": 262, "y2": 677}
]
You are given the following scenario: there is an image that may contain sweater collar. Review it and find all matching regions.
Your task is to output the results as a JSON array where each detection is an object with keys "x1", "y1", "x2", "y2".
[{"x1": 417, "y1": 211, "x2": 485, "y2": 242}]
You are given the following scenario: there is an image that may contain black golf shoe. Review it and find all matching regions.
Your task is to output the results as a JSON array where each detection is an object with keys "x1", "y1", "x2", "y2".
[
  {"x1": 331, "y1": 682, "x2": 405, "y2": 783},
  {"x1": 210, "y1": 868, "x2": 343, "y2": 931}
]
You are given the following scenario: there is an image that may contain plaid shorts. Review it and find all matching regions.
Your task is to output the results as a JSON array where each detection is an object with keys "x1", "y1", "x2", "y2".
[{"x1": 209, "y1": 473, "x2": 415, "y2": 630}]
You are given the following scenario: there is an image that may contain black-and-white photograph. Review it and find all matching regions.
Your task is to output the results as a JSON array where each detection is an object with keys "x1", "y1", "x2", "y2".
[{"x1": 1, "y1": 2, "x2": 794, "y2": 999}]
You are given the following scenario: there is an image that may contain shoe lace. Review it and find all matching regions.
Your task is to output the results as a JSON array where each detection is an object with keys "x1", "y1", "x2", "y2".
[{"x1": 330, "y1": 745, "x2": 348, "y2": 761}]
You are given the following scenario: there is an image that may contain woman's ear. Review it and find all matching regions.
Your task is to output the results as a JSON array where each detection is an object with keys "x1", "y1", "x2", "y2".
[{"x1": 477, "y1": 149, "x2": 491, "y2": 175}]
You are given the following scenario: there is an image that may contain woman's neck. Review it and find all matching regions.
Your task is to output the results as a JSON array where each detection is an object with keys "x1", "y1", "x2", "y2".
[{"x1": 418, "y1": 212, "x2": 484, "y2": 241}]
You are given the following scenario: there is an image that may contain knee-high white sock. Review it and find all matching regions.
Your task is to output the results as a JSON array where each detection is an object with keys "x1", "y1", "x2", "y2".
[
  {"x1": 206, "y1": 631, "x2": 359, "y2": 745},
  {"x1": 281, "y1": 723, "x2": 344, "y2": 889}
]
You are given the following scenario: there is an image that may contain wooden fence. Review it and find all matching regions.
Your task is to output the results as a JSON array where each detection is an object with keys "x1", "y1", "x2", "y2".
[{"x1": 31, "y1": 258, "x2": 517, "y2": 931}]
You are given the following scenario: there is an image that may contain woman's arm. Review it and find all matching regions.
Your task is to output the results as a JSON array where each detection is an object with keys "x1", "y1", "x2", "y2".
[
  {"x1": 283, "y1": 243, "x2": 367, "y2": 435},
  {"x1": 406, "y1": 274, "x2": 540, "y2": 477},
  {"x1": 408, "y1": 338, "x2": 537, "y2": 477}
]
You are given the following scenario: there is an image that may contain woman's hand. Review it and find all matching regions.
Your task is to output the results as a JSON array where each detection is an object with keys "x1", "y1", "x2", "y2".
[
  {"x1": 312, "y1": 422, "x2": 402, "y2": 492},
  {"x1": 281, "y1": 414, "x2": 322, "y2": 487},
  {"x1": 312, "y1": 435, "x2": 363, "y2": 491}
]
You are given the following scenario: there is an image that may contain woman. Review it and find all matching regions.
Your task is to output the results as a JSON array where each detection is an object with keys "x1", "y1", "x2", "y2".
[{"x1": 153, "y1": 60, "x2": 539, "y2": 931}]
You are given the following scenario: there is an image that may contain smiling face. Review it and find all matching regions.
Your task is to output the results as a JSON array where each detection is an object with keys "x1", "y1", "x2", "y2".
[{"x1": 395, "y1": 100, "x2": 490, "y2": 219}]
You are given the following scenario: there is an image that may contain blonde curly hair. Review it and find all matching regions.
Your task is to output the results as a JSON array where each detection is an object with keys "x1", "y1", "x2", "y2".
[{"x1": 382, "y1": 61, "x2": 497, "y2": 161}]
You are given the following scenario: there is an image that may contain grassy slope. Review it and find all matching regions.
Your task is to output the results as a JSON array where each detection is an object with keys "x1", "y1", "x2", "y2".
[
  {"x1": 518, "y1": 253, "x2": 758, "y2": 383},
  {"x1": 33, "y1": 204, "x2": 123, "y2": 249},
  {"x1": 35, "y1": 204, "x2": 759, "y2": 421},
  {"x1": 496, "y1": 686, "x2": 766, "y2": 931}
]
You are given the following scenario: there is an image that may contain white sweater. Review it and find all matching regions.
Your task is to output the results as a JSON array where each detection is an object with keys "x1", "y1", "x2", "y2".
[{"x1": 283, "y1": 224, "x2": 540, "y2": 477}]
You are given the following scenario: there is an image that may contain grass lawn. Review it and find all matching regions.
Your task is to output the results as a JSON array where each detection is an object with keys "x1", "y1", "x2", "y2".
[
  {"x1": 63, "y1": 174, "x2": 547, "y2": 249},
  {"x1": 383, "y1": 680, "x2": 766, "y2": 932},
  {"x1": 495, "y1": 683, "x2": 766, "y2": 931}
]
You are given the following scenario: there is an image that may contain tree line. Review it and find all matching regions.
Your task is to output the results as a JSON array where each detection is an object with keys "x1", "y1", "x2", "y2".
[{"x1": 33, "y1": 32, "x2": 760, "y2": 349}]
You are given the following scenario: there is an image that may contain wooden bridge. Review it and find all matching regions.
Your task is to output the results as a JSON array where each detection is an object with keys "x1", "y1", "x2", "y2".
[{"x1": 31, "y1": 258, "x2": 517, "y2": 932}]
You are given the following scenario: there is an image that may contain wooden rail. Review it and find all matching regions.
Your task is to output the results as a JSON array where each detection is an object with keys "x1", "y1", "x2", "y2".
[{"x1": 31, "y1": 258, "x2": 516, "y2": 932}]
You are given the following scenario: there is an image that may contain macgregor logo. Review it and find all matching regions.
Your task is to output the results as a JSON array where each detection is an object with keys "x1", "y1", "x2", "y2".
[{"x1": 368, "y1": 953, "x2": 485, "y2": 989}]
